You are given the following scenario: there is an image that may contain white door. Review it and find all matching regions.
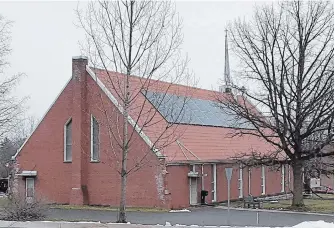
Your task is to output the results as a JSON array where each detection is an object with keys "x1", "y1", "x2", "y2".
[
  {"x1": 211, "y1": 164, "x2": 217, "y2": 202},
  {"x1": 26, "y1": 178, "x2": 35, "y2": 203},
  {"x1": 189, "y1": 178, "x2": 197, "y2": 205}
]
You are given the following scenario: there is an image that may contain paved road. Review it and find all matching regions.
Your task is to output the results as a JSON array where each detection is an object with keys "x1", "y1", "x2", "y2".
[{"x1": 47, "y1": 207, "x2": 334, "y2": 227}]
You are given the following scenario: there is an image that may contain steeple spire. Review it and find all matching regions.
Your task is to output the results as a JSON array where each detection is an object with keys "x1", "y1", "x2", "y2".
[{"x1": 224, "y1": 29, "x2": 232, "y2": 89}]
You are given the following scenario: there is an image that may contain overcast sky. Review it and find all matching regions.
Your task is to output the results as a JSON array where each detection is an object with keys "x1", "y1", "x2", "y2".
[{"x1": 1, "y1": 1, "x2": 265, "y2": 121}]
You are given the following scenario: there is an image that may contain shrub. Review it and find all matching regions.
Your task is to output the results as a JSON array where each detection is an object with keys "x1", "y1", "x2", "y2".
[{"x1": 1, "y1": 192, "x2": 48, "y2": 221}]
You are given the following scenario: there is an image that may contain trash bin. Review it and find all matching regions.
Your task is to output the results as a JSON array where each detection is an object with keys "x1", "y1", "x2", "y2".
[{"x1": 201, "y1": 190, "x2": 208, "y2": 204}]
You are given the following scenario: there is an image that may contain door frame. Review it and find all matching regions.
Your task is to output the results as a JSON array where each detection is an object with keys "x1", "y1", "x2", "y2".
[{"x1": 189, "y1": 177, "x2": 198, "y2": 205}]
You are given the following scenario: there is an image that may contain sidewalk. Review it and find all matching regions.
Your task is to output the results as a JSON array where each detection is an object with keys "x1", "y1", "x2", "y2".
[
  {"x1": 0, "y1": 220, "x2": 333, "y2": 228},
  {"x1": 215, "y1": 206, "x2": 334, "y2": 216}
]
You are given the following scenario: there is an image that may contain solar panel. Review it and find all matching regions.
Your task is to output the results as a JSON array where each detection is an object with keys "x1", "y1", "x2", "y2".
[{"x1": 144, "y1": 91, "x2": 254, "y2": 129}]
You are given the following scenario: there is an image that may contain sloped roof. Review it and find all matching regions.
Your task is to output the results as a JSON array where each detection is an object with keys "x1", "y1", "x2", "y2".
[
  {"x1": 92, "y1": 67, "x2": 276, "y2": 162},
  {"x1": 144, "y1": 90, "x2": 254, "y2": 129}
]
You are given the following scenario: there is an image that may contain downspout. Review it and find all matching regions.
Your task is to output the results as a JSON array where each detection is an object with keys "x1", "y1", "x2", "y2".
[{"x1": 201, "y1": 164, "x2": 204, "y2": 190}]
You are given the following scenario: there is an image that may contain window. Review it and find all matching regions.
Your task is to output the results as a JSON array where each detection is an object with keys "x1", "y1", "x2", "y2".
[
  {"x1": 64, "y1": 119, "x2": 72, "y2": 162},
  {"x1": 261, "y1": 165, "x2": 266, "y2": 195},
  {"x1": 238, "y1": 164, "x2": 243, "y2": 198},
  {"x1": 281, "y1": 164, "x2": 285, "y2": 192},
  {"x1": 211, "y1": 164, "x2": 217, "y2": 202},
  {"x1": 26, "y1": 178, "x2": 35, "y2": 198},
  {"x1": 91, "y1": 115, "x2": 100, "y2": 161}
]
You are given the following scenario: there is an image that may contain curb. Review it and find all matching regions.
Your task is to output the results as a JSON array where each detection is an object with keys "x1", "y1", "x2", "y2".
[
  {"x1": 0, "y1": 220, "x2": 333, "y2": 228},
  {"x1": 215, "y1": 206, "x2": 334, "y2": 217}
]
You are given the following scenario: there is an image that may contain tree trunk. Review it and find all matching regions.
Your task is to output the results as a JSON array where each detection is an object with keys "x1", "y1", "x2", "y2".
[
  {"x1": 118, "y1": 160, "x2": 127, "y2": 223},
  {"x1": 118, "y1": 1, "x2": 134, "y2": 222},
  {"x1": 118, "y1": 96, "x2": 129, "y2": 223},
  {"x1": 118, "y1": 76, "x2": 129, "y2": 223},
  {"x1": 292, "y1": 160, "x2": 304, "y2": 207}
]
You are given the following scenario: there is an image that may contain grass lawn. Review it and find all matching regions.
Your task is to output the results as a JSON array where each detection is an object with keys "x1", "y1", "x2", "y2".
[
  {"x1": 50, "y1": 204, "x2": 169, "y2": 212},
  {"x1": 222, "y1": 194, "x2": 334, "y2": 214},
  {"x1": 0, "y1": 196, "x2": 167, "y2": 213},
  {"x1": 262, "y1": 194, "x2": 334, "y2": 214},
  {"x1": 0, "y1": 197, "x2": 8, "y2": 208}
]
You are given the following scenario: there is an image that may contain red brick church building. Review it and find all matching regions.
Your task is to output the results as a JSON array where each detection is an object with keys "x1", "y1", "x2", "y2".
[{"x1": 11, "y1": 55, "x2": 293, "y2": 209}]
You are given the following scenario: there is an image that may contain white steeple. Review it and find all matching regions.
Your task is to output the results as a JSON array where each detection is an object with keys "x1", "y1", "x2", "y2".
[{"x1": 224, "y1": 29, "x2": 232, "y2": 93}]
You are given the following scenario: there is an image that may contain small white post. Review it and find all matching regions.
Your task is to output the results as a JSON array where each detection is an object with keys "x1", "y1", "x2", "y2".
[
  {"x1": 227, "y1": 179, "x2": 231, "y2": 225},
  {"x1": 225, "y1": 168, "x2": 233, "y2": 226}
]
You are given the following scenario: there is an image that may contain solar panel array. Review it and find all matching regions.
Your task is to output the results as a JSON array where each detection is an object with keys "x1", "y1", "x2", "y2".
[{"x1": 144, "y1": 91, "x2": 253, "y2": 129}]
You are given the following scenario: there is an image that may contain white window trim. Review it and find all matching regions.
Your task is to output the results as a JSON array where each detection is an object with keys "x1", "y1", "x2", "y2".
[
  {"x1": 64, "y1": 118, "x2": 72, "y2": 162},
  {"x1": 211, "y1": 164, "x2": 217, "y2": 202},
  {"x1": 281, "y1": 164, "x2": 285, "y2": 192},
  {"x1": 189, "y1": 177, "x2": 198, "y2": 205},
  {"x1": 248, "y1": 167, "x2": 251, "y2": 195},
  {"x1": 238, "y1": 164, "x2": 243, "y2": 198},
  {"x1": 25, "y1": 177, "x2": 35, "y2": 198},
  {"x1": 261, "y1": 165, "x2": 266, "y2": 195},
  {"x1": 90, "y1": 115, "x2": 100, "y2": 162},
  {"x1": 288, "y1": 165, "x2": 291, "y2": 190}
]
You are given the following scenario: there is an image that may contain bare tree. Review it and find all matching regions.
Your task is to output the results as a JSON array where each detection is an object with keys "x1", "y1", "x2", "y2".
[
  {"x1": 217, "y1": 1, "x2": 333, "y2": 207},
  {"x1": 12, "y1": 115, "x2": 38, "y2": 142},
  {"x1": 0, "y1": 137, "x2": 16, "y2": 178},
  {"x1": 303, "y1": 142, "x2": 333, "y2": 194},
  {"x1": 77, "y1": 1, "x2": 194, "y2": 222},
  {"x1": 0, "y1": 116, "x2": 36, "y2": 180},
  {"x1": 0, "y1": 15, "x2": 27, "y2": 141}
]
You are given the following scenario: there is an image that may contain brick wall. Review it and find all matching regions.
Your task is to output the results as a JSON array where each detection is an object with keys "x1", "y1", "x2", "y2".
[
  {"x1": 17, "y1": 79, "x2": 74, "y2": 204},
  {"x1": 166, "y1": 165, "x2": 190, "y2": 209},
  {"x1": 266, "y1": 166, "x2": 282, "y2": 195},
  {"x1": 165, "y1": 162, "x2": 286, "y2": 209},
  {"x1": 84, "y1": 71, "x2": 167, "y2": 208},
  {"x1": 17, "y1": 58, "x2": 168, "y2": 209}
]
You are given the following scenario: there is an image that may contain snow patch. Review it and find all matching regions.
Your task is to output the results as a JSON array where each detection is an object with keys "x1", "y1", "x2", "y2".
[
  {"x1": 291, "y1": 220, "x2": 334, "y2": 228},
  {"x1": 169, "y1": 209, "x2": 191, "y2": 213},
  {"x1": 165, "y1": 221, "x2": 172, "y2": 226}
]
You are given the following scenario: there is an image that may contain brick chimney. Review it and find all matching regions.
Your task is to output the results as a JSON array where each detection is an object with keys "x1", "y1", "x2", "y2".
[{"x1": 70, "y1": 56, "x2": 89, "y2": 205}]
